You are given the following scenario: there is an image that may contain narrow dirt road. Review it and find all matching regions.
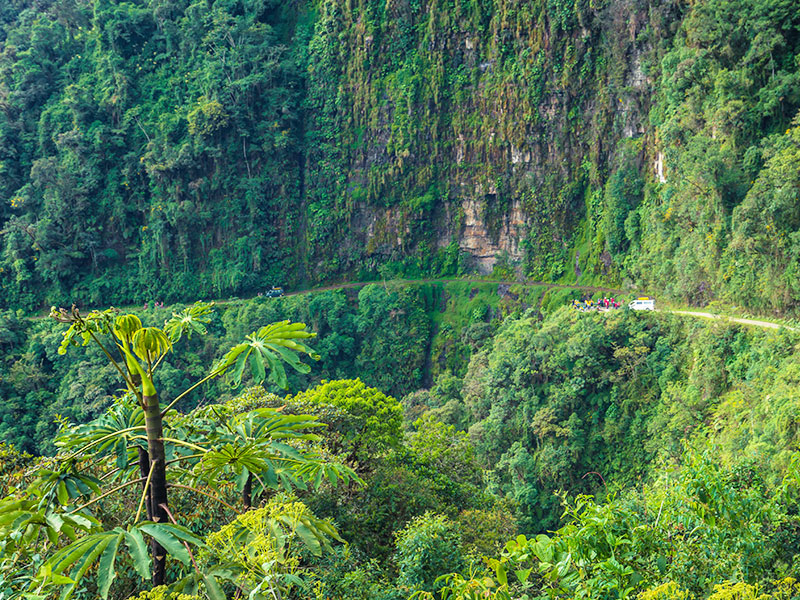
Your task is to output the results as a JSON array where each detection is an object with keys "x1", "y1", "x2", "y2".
[
  {"x1": 25, "y1": 278, "x2": 619, "y2": 320},
  {"x1": 286, "y1": 280, "x2": 797, "y2": 332},
  {"x1": 668, "y1": 310, "x2": 797, "y2": 332},
  {"x1": 28, "y1": 278, "x2": 797, "y2": 332}
]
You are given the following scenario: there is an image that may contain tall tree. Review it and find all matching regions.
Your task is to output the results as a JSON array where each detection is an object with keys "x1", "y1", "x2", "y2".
[{"x1": 37, "y1": 301, "x2": 335, "y2": 590}]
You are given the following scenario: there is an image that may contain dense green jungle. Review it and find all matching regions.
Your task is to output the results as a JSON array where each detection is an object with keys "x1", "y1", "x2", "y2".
[{"x1": 2, "y1": 0, "x2": 800, "y2": 599}]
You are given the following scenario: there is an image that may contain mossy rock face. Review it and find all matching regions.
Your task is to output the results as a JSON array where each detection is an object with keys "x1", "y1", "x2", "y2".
[{"x1": 305, "y1": 0, "x2": 673, "y2": 278}]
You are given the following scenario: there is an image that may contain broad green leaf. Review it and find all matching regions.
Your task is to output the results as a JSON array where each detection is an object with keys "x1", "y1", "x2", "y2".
[
  {"x1": 69, "y1": 513, "x2": 95, "y2": 530},
  {"x1": 203, "y1": 574, "x2": 226, "y2": 600},
  {"x1": 115, "y1": 438, "x2": 128, "y2": 470},
  {"x1": 313, "y1": 468, "x2": 324, "y2": 491},
  {"x1": 125, "y1": 528, "x2": 151, "y2": 580},
  {"x1": 251, "y1": 349, "x2": 267, "y2": 384},
  {"x1": 56, "y1": 481, "x2": 69, "y2": 506},
  {"x1": 62, "y1": 537, "x2": 111, "y2": 599},
  {"x1": 219, "y1": 321, "x2": 317, "y2": 388},
  {"x1": 45, "y1": 512, "x2": 65, "y2": 532},
  {"x1": 61, "y1": 523, "x2": 77, "y2": 541},
  {"x1": 231, "y1": 348, "x2": 249, "y2": 385},
  {"x1": 63, "y1": 479, "x2": 79, "y2": 500},
  {"x1": 49, "y1": 537, "x2": 100, "y2": 575},
  {"x1": 46, "y1": 526, "x2": 58, "y2": 545},
  {"x1": 164, "y1": 302, "x2": 215, "y2": 342},
  {"x1": 49, "y1": 535, "x2": 113, "y2": 600},
  {"x1": 515, "y1": 568, "x2": 532, "y2": 584},
  {"x1": 97, "y1": 532, "x2": 124, "y2": 599},
  {"x1": 234, "y1": 468, "x2": 249, "y2": 492},
  {"x1": 49, "y1": 574, "x2": 75, "y2": 586},
  {"x1": 132, "y1": 327, "x2": 172, "y2": 363},
  {"x1": 495, "y1": 563, "x2": 508, "y2": 586},
  {"x1": 139, "y1": 523, "x2": 202, "y2": 565},
  {"x1": 294, "y1": 522, "x2": 322, "y2": 556}
]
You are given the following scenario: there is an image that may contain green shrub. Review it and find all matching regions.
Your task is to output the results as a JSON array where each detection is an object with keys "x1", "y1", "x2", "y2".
[
  {"x1": 395, "y1": 512, "x2": 464, "y2": 594},
  {"x1": 291, "y1": 379, "x2": 403, "y2": 464}
]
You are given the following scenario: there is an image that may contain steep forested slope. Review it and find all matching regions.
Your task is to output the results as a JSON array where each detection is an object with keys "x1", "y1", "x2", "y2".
[
  {"x1": 634, "y1": 0, "x2": 800, "y2": 311},
  {"x1": 1, "y1": 0, "x2": 800, "y2": 313},
  {"x1": 0, "y1": 0, "x2": 311, "y2": 307}
]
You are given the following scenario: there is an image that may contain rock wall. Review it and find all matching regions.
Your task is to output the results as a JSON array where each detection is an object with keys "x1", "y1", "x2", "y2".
[{"x1": 304, "y1": 0, "x2": 680, "y2": 279}]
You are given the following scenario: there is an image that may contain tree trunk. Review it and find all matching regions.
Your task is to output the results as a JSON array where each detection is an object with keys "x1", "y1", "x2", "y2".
[
  {"x1": 137, "y1": 446, "x2": 153, "y2": 520},
  {"x1": 242, "y1": 473, "x2": 253, "y2": 509},
  {"x1": 144, "y1": 393, "x2": 169, "y2": 586}
]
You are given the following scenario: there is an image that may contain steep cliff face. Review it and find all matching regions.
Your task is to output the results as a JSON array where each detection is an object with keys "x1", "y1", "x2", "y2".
[
  {"x1": 304, "y1": 0, "x2": 800, "y2": 315},
  {"x1": 304, "y1": 0, "x2": 679, "y2": 278},
  {"x1": 2, "y1": 0, "x2": 800, "y2": 313},
  {"x1": 630, "y1": 0, "x2": 800, "y2": 312}
]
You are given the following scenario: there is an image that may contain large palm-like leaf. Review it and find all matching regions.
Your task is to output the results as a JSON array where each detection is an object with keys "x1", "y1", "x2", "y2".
[
  {"x1": 232, "y1": 409, "x2": 362, "y2": 490},
  {"x1": 28, "y1": 467, "x2": 102, "y2": 511},
  {"x1": 55, "y1": 398, "x2": 146, "y2": 473},
  {"x1": 234, "y1": 407, "x2": 325, "y2": 441},
  {"x1": 180, "y1": 405, "x2": 323, "y2": 443},
  {"x1": 163, "y1": 302, "x2": 215, "y2": 343},
  {"x1": 191, "y1": 408, "x2": 323, "y2": 491},
  {"x1": 288, "y1": 458, "x2": 362, "y2": 492},
  {"x1": 194, "y1": 442, "x2": 277, "y2": 486},
  {"x1": 37, "y1": 523, "x2": 202, "y2": 600},
  {"x1": 190, "y1": 407, "x2": 361, "y2": 496},
  {"x1": 216, "y1": 321, "x2": 320, "y2": 389},
  {"x1": 0, "y1": 496, "x2": 98, "y2": 556}
]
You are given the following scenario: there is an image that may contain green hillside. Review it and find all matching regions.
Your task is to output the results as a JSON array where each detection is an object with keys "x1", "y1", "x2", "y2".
[
  {"x1": 2, "y1": 0, "x2": 800, "y2": 598},
  {"x1": 1, "y1": 0, "x2": 799, "y2": 313},
  {"x1": 3, "y1": 286, "x2": 800, "y2": 598}
]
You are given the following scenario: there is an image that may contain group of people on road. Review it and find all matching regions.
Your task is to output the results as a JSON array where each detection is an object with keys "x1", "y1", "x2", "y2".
[
  {"x1": 143, "y1": 301, "x2": 165, "y2": 309},
  {"x1": 571, "y1": 297, "x2": 620, "y2": 312}
]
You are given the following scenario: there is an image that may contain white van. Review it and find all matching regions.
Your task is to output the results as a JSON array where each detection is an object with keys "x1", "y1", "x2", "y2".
[{"x1": 629, "y1": 297, "x2": 655, "y2": 311}]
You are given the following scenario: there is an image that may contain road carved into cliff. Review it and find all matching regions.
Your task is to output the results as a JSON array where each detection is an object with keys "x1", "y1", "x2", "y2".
[{"x1": 32, "y1": 278, "x2": 797, "y2": 332}]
